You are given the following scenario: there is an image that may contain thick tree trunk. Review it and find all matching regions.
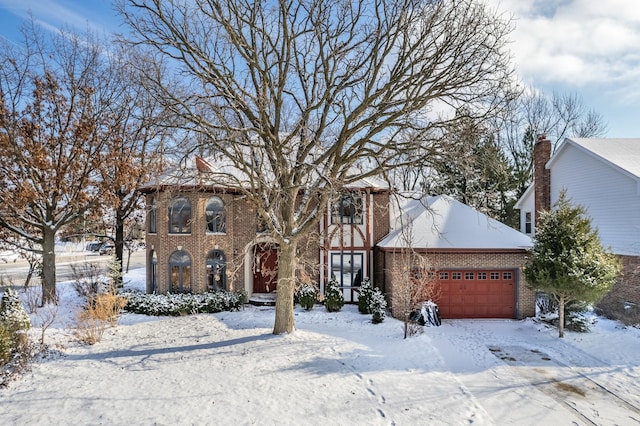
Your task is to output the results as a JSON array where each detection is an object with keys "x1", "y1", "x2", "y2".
[
  {"x1": 273, "y1": 242, "x2": 297, "y2": 334},
  {"x1": 558, "y1": 296, "x2": 565, "y2": 338},
  {"x1": 41, "y1": 227, "x2": 57, "y2": 305}
]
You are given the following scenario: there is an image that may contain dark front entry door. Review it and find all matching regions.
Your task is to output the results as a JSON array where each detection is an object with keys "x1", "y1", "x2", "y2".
[{"x1": 253, "y1": 244, "x2": 278, "y2": 293}]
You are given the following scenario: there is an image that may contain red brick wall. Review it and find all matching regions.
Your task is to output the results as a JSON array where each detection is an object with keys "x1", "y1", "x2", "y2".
[
  {"x1": 371, "y1": 192, "x2": 390, "y2": 243},
  {"x1": 145, "y1": 190, "x2": 260, "y2": 294},
  {"x1": 534, "y1": 134, "x2": 551, "y2": 224},
  {"x1": 381, "y1": 250, "x2": 536, "y2": 319},
  {"x1": 598, "y1": 255, "x2": 640, "y2": 320}
]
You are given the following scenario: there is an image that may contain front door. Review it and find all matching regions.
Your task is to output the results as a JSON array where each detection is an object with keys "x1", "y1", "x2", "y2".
[
  {"x1": 253, "y1": 244, "x2": 278, "y2": 293},
  {"x1": 330, "y1": 252, "x2": 364, "y2": 302}
]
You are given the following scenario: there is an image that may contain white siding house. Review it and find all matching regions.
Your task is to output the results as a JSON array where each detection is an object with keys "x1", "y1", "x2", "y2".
[{"x1": 516, "y1": 137, "x2": 640, "y2": 319}]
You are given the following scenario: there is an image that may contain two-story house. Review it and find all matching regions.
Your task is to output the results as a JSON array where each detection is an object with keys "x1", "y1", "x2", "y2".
[
  {"x1": 140, "y1": 155, "x2": 390, "y2": 304},
  {"x1": 141, "y1": 154, "x2": 536, "y2": 319},
  {"x1": 516, "y1": 135, "x2": 640, "y2": 319}
]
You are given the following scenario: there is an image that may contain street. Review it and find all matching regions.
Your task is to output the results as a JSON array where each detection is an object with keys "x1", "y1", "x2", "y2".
[{"x1": 0, "y1": 250, "x2": 146, "y2": 286}]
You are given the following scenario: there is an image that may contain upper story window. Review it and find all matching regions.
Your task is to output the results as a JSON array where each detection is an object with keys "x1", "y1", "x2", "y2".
[
  {"x1": 256, "y1": 213, "x2": 269, "y2": 233},
  {"x1": 205, "y1": 196, "x2": 226, "y2": 233},
  {"x1": 525, "y1": 211, "x2": 532, "y2": 234},
  {"x1": 331, "y1": 192, "x2": 364, "y2": 224},
  {"x1": 168, "y1": 197, "x2": 191, "y2": 234},
  {"x1": 148, "y1": 196, "x2": 157, "y2": 234}
]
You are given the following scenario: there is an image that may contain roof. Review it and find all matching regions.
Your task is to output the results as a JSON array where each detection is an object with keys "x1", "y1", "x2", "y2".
[
  {"x1": 549, "y1": 138, "x2": 640, "y2": 180},
  {"x1": 140, "y1": 154, "x2": 389, "y2": 192},
  {"x1": 378, "y1": 194, "x2": 532, "y2": 250},
  {"x1": 514, "y1": 183, "x2": 534, "y2": 210},
  {"x1": 139, "y1": 155, "x2": 244, "y2": 192},
  {"x1": 515, "y1": 137, "x2": 640, "y2": 209}
]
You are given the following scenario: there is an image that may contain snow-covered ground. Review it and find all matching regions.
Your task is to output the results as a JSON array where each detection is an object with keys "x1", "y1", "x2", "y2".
[{"x1": 2, "y1": 268, "x2": 640, "y2": 425}]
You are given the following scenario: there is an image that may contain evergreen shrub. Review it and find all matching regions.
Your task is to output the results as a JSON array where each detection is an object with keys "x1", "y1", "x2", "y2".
[
  {"x1": 123, "y1": 290, "x2": 244, "y2": 316},
  {"x1": 297, "y1": 285, "x2": 317, "y2": 311},
  {"x1": 0, "y1": 289, "x2": 30, "y2": 349},
  {"x1": 325, "y1": 278, "x2": 344, "y2": 312},
  {"x1": 370, "y1": 287, "x2": 387, "y2": 324},
  {"x1": 357, "y1": 277, "x2": 373, "y2": 314}
]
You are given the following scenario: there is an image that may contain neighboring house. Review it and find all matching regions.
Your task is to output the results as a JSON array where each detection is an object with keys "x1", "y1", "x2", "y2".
[
  {"x1": 377, "y1": 195, "x2": 535, "y2": 319},
  {"x1": 141, "y1": 154, "x2": 536, "y2": 319},
  {"x1": 516, "y1": 135, "x2": 640, "y2": 318}
]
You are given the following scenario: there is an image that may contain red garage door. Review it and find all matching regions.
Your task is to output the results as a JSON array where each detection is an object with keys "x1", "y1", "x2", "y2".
[{"x1": 435, "y1": 270, "x2": 515, "y2": 319}]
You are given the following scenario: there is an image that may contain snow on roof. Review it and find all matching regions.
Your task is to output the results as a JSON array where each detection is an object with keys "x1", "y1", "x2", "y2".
[
  {"x1": 141, "y1": 153, "x2": 389, "y2": 192},
  {"x1": 378, "y1": 194, "x2": 532, "y2": 250},
  {"x1": 344, "y1": 175, "x2": 389, "y2": 191},
  {"x1": 551, "y1": 138, "x2": 640, "y2": 180}
]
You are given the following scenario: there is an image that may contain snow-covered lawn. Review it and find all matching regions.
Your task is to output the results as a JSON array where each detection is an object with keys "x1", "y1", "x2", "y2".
[{"x1": 2, "y1": 268, "x2": 640, "y2": 425}]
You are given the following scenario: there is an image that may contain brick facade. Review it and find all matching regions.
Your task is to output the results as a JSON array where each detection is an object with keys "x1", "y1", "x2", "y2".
[
  {"x1": 142, "y1": 160, "x2": 535, "y2": 319},
  {"x1": 533, "y1": 134, "x2": 551, "y2": 224},
  {"x1": 380, "y1": 250, "x2": 536, "y2": 319},
  {"x1": 144, "y1": 186, "x2": 389, "y2": 297},
  {"x1": 598, "y1": 255, "x2": 640, "y2": 321},
  {"x1": 145, "y1": 189, "x2": 274, "y2": 294}
]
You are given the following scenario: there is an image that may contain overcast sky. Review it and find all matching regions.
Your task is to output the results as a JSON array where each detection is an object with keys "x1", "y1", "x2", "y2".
[{"x1": 1, "y1": 0, "x2": 638, "y2": 138}]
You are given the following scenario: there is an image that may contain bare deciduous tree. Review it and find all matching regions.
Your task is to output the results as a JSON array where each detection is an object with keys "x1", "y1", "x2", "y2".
[
  {"x1": 97, "y1": 48, "x2": 170, "y2": 282},
  {"x1": 120, "y1": 0, "x2": 516, "y2": 333},
  {"x1": 497, "y1": 90, "x2": 607, "y2": 201},
  {"x1": 387, "y1": 217, "x2": 440, "y2": 338}
]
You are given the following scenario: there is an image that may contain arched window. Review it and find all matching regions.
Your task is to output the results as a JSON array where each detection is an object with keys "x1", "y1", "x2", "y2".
[
  {"x1": 205, "y1": 197, "x2": 225, "y2": 233},
  {"x1": 148, "y1": 196, "x2": 157, "y2": 234},
  {"x1": 168, "y1": 197, "x2": 191, "y2": 234},
  {"x1": 206, "y1": 249, "x2": 226, "y2": 291},
  {"x1": 331, "y1": 192, "x2": 364, "y2": 224},
  {"x1": 169, "y1": 250, "x2": 191, "y2": 292}
]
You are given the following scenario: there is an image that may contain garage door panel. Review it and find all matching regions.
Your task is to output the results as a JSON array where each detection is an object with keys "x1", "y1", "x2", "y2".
[{"x1": 436, "y1": 269, "x2": 516, "y2": 319}]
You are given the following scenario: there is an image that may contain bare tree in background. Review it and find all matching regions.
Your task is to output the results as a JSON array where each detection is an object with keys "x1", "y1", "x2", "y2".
[
  {"x1": 98, "y1": 48, "x2": 170, "y2": 282},
  {"x1": 497, "y1": 90, "x2": 607, "y2": 201},
  {"x1": 391, "y1": 90, "x2": 606, "y2": 228},
  {"x1": 120, "y1": 0, "x2": 516, "y2": 334}
]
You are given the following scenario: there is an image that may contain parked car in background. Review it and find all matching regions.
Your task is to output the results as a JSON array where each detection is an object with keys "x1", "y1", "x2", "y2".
[
  {"x1": 86, "y1": 241, "x2": 103, "y2": 252},
  {"x1": 99, "y1": 243, "x2": 115, "y2": 256}
]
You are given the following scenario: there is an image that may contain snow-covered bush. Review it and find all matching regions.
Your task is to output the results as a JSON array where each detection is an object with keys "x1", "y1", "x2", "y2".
[
  {"x1": 370, "y1": 287, "x2": 387, "y2": 324},
  {"x1": 0, "y1": 288, "x2": 31, "y2": 365},
  {"x1": 0, "y1": 289, "x2": 31, "y2": 337},
  {"x1": 357, "y1": 277, "x2": 373, "y2": 314},
  {"x1": 123, "y1": 290, "x2": 244, "y2": 316},
  {"x1": 297, "y1": 285, "x2": 317, "y2": 311},
  {"x1": 324, "y1": 278, "x2": 344, "y2": 312}
]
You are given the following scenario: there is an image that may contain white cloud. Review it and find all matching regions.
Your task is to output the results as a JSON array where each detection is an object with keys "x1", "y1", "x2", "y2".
[
  {"x1": 0, "y1": 0, "x2": 109, "y2": 35},
  {"x1": 487, "y1": 0, "x2": 640, "y2": 92}
]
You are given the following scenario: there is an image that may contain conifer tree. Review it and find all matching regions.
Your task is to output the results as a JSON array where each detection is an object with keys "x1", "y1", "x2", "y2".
[{"x1": 524, "y1": 192, "x2": 621, "y2": 337}]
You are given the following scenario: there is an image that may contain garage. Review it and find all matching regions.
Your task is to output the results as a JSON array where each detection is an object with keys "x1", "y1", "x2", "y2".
[
  {"x1": 377, "y1": 195, "x2": 536, "y2": 319},
  {"x1": 435, "y1": 269, "x2": 516, "y2": 318}
]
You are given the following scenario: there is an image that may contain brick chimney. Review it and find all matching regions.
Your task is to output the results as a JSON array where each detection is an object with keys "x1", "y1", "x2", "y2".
[{"x1": 533, "y1": 134, "x2": 551, "y2": 223}]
